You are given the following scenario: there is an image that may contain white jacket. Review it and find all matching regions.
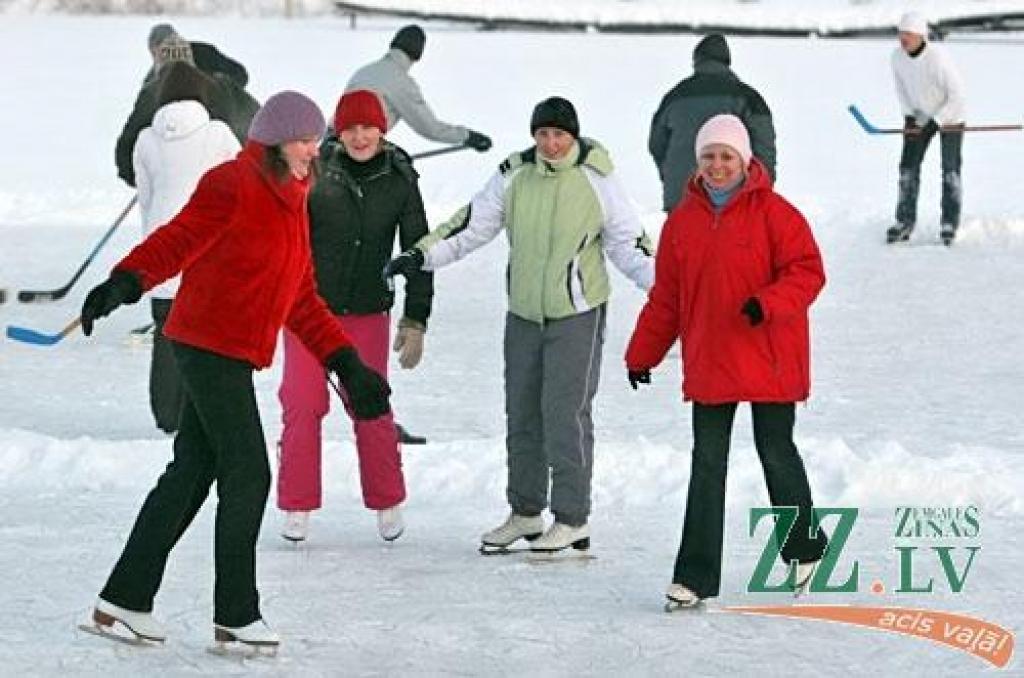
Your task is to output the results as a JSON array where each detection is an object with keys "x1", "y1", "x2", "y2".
[
  {"x1": 891, "y1": 42, "x2": 966, "y2": 126},
  {"x1": 132, "y1": 100, "x2": 240, "y2": 298},
  {"x1": 346, "y1": 49, "x2": 469, "y2": 145}
]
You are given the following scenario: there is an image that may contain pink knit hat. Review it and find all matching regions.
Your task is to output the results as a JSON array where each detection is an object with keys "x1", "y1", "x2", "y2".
[{"x1": 695, "y1": 114, "x2": 752, "y2": 167}]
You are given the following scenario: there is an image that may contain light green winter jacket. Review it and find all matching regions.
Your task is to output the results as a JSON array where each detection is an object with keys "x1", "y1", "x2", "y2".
[{"x1": 417, "y1": 139, "x2": 653, "y2": 324}]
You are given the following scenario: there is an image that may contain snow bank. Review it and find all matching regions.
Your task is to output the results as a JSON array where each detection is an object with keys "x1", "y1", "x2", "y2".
[
  {"x1": 330, "y1": 0, "x2": 1024, "y2": 34},
  {"x1": 3, "y1": 428, "x2": 1020, "y2": 516}
]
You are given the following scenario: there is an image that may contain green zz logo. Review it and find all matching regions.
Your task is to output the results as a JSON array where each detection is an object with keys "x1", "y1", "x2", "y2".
[{"x1": 747, "y1": 507, "x2": 860, "y2": 593}]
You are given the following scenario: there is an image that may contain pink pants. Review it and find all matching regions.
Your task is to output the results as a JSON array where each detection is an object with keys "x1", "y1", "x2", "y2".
[{"x1": 276, "y1": 313, "x2": 405, "y2": 511}]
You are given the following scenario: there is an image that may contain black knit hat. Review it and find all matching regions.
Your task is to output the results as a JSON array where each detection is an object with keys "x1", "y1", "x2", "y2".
[
  {"x1": 693, "y1": 33, "x2": 731, "y2": 66},
  {"x1": 530, "y1": 97, "x2": 579, "y2": 138},
  {"x1": 156, "y1": 61, "x2": 214, "y2": 111},
  {"x1": 390, "y1": 25, "x2": 426, "y2": 61}
]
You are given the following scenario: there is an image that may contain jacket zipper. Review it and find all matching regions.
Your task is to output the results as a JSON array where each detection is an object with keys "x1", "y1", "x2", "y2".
[{"x1": 710, "y1": 196, "x2": 778, "y2": 377}]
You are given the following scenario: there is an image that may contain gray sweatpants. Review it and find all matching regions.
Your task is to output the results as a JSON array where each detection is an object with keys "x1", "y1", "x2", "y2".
[{"x1": 503, "y1": 306, "x2": 606, "y2": 526}]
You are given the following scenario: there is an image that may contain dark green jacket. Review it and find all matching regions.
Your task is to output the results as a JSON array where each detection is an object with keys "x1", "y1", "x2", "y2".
[{"x1": 649, "y1": 60, "x2": 776, "y2": 211}]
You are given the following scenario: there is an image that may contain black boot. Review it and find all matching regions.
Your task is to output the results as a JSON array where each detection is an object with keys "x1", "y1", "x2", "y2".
[
  {"x1": 886, "y1": 222, "x2": 914, "y2": 244},
  {"x1": 940, "y1": 223, "x2": 957, "y2": 246}
]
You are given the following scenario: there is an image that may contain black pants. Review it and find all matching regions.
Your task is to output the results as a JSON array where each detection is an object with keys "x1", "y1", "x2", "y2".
[
  {"x1": 150, "y1": 298, "x2": 185, "y2": 434},
  {"x1": 100, "y1": 342, "x2": 271, "y2": 627},
  {"x1": 896, "y1": 121, "x2": 963, "y2": 228},
  {"x1": 672, "y1": 402, "x2": 827, "y2": 599}
]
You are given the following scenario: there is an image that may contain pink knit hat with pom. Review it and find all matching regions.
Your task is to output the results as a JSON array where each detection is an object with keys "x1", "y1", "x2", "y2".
[{"x1": 695, "y1": 114, "x2": 752, "y2": 167}]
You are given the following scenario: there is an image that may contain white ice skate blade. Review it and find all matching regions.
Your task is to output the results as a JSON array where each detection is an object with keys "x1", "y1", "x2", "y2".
[
  {"x1": 380, "y1": 527, "x2": 404, "y2": 542},
  {"x1": 206, "y1": 640, "x2": 279, "y2": 659},
  {"x1": 792, "y1": 562, "x2": 819, "y2": 598},
  {"x1": 479, "y1": 544, "x2": 532, "y2": 555},
  {"x1": 78, "y1": 621, "x2": 162, "y2": 647},
  {"x1": 664, "y1": 599, "x2": 705, "y2": 613},
  {"x1": 525, "y1": 550, "x2": 597, "y2": 564}
]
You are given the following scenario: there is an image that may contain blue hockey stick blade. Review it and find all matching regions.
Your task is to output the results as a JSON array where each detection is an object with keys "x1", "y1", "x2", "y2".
[
  {"x1": 847, "y1": 105, "x2": 882, "y2": 134},
  {"x1": 6, "y1": 317, "x2": 81, "y2": 346},
  {"x1": 6, "y1": 325, "x2": 63, "y2": 345}
]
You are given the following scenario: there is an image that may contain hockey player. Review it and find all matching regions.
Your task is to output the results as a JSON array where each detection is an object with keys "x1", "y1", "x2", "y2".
[
  {"x1": 115, "y1": 26, "x2": 259, "y2": 188},
  {"x1": 887, "y1": 12, "x2": 966, "y2": 245},
  {"x1": 626, "y1": 115, "x2": 828, "y2": 609},
  {"x1": 346, "y1": 24, "x2": 492, "y2": 153},
  {"x1": 386, "y1": 97, "x2": 653, "y2": 556}
]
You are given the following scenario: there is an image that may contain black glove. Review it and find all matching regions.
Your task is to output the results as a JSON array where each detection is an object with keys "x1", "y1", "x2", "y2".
[
  {"x1": 80, "y1": 270, "x2": 143, "y2": 336},
  {"x1": 464, "y1": 130, "x2": 492, "y2": 152},
  {"x1": 903, "y1": 115, "x2": 921, "y2": 135},
  {"x1": 328, "y1": 347, "x2": 392, "y2": 420},
  {"x1": 628, "y1": 369, "x2": 651, "y2": 390},
  {"x1": 383, "y1": 248, "x2": 425, "y2": 280},
  {"x1": 741, "y1": 297, "x2": 764, "y2": 327}
]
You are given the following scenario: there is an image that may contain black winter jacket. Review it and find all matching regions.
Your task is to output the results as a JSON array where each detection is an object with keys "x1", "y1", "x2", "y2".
[{"x1": 308, "y1": 140, "x2": 433, "y2": 325}]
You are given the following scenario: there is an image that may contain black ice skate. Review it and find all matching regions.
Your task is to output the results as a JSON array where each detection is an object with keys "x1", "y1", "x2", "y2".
[{"x1": 886, "y1": 222, "x2": 914, "y2": 244}]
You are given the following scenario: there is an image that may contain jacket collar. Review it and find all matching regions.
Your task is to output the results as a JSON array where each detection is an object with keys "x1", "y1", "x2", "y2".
[
  {"x1": 693, "y1": 60, "x2": 737, "y2": 79},
  {"x1": 535, "y1": 141, "x2": 581, "y2": 176},
  {"x1": 240, "y1": 141, "x2": 311, "y2": 211},
  {"x1": 683, "y1": 157, "x2": 771, "y2": 214},
  {"x1": 386, "y1": 48, "x2": 414, "y2": 72}
]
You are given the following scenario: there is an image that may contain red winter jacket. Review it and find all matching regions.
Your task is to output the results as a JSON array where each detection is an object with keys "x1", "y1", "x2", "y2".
[
  {"x1": 116, "y1": 141, "x2": 352, "y2": 368},
  {"x1": 626, "y1": 160, "x2": 824, "y2": 404}
]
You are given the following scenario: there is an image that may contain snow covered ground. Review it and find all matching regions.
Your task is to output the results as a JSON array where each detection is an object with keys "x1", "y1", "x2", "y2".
[{"x1": 0, "y1": 15, "x2": 1022, "y2": 676}]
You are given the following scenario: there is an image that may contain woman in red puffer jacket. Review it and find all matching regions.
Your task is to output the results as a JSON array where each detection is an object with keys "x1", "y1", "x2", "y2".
[
  {"x1": 626, "y1": 114, "x2": 828, "y2": 609},
  {"x1": 77, "y1": 91, "x2": 390, "y2": 650}
]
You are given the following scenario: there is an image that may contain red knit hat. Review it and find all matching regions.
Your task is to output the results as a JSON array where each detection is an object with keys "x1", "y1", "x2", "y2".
[{"x1": 334, "y1": 90, "x2": 387, "y2": 132}]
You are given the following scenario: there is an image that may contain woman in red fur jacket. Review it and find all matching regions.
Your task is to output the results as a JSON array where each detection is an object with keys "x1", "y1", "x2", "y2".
[
  {"x1": 626, "y1": 114, "x2": 829, "y2": 610},
  {"x1": 78, "y1": 91, "x2": 390, "y2": 650}
]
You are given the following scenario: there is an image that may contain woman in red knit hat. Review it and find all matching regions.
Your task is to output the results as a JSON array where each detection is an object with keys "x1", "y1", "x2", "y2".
[
  {"x1": 626, "y1": 114, "x2": 829, "y2": 610},
  {"x1": 78, "y1": 91, "x2": 391, "y2": 651},
  {"x1": 276, "y1": 89, "x2": 432, "y2": 544}
]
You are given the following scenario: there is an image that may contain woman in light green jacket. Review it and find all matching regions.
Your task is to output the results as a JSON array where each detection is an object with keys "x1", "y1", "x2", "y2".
[{"x1": 386, "y1": 97, "x2": 653, "y2": 555}]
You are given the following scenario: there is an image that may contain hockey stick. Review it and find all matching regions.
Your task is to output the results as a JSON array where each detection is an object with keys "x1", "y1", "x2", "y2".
[
  {"x1": 410, "y1": 145, "x2": 472, "y2": 161},
  {"x1": 6, "y1": 316, "x2": 82, "y2": 346},
  {"x1": 848, "y1": 105, "x2": 1023, "y2": 134},
  {"x1": 17, "y1": 195, "x2": 138, "y2": 303},
  {"x1": 327, "y1": 371, "x2": 424, "y2": 442},
  {"x1": 130, "y1": 322, "x2": 155, "y2": 336}
]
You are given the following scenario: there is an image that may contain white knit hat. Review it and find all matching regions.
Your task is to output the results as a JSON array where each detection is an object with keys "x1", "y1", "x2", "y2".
[
  {"x1": 898, "y1": 12, "x2": 929, "y2": 36},
  {"x1": 695, "y1": 114, "x2": 752, "y2": 167}
]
